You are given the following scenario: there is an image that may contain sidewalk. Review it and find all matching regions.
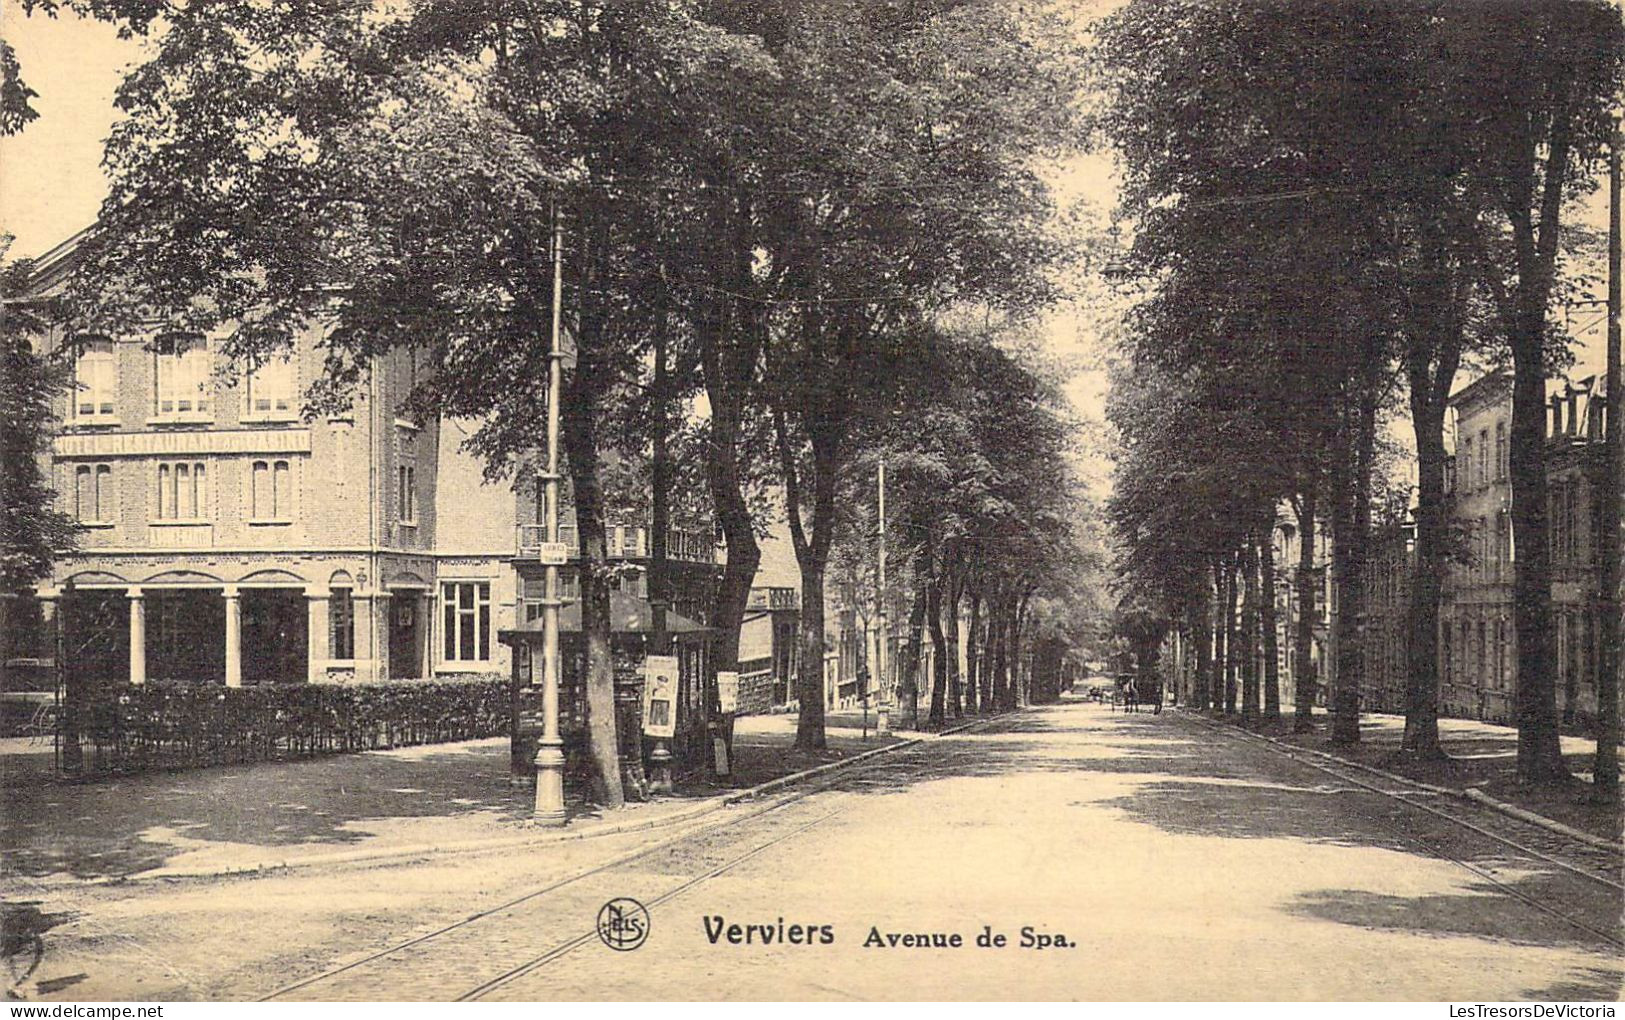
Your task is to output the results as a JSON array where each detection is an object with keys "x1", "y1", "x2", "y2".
[
  {"x1": 1253, "y1": 708, "x2": 1623, "y2": 844},
  {"x1": 0, "y1": 710, "x2": 911, "y2": 885}
]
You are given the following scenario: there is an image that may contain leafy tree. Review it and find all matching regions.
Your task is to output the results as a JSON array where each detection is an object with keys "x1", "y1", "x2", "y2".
[
  {"x1": 1438, "y1": 3, "x2": 1623, "y2": 782},
  {"x1": 747, "y1": 0, "x2": 1079, "y2": 749},
  {"x1": 1, "y1": 240, "x2": 78, "y2": 596},
  {"x1": 50, "y1": 0, "x2": 798, "y2": 808}
]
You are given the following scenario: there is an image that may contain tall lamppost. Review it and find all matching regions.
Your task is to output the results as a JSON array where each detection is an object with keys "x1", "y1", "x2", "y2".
[
  {"x1": 534, "y1": 206, "x2": 568, "y2": 825},
  {"x1": 876, "y1": 459, "x2": 890, "y2": 736}
]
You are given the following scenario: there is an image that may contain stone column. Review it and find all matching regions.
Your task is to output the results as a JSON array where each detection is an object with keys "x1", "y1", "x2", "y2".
[
  {"x1": 307, "y1": 587, "x2": 330, "y2": 683},
  {"x1": 418, "y1": 591, "x2": 434, "y2": 680},
  {"x1": 353, "y1": 590, "x2": 377, "y2": 682},
  {"x1": 223, "y1": 585, "x2": 242, "y2": 688},
  {"x1": 127, "y1": 587, "x2": 146, "y2": 686},
  {"x1": 373, "y1": 591, "x2": 393, "y2": 681}
]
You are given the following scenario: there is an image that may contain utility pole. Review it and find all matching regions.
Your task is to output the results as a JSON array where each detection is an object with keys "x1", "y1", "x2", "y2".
[
  {"x1": 1595, "y1": 125, "x2": 1621, "y2": 801},
  {"x1": 876, "y1": 459, "x2": 890, "y2": 736},
  {"x1": 534, "y1": 205, "x2": 567, "y2": 825}
]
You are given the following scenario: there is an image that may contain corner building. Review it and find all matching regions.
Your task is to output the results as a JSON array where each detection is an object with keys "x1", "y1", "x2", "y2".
[{"x1": 26, "y1": 231, "x2": 520, "y2": 688}]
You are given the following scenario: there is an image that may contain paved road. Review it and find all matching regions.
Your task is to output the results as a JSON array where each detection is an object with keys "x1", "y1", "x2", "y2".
[{"x1": 16, "y1": 699, "x2": 1624, "y2": 1001}]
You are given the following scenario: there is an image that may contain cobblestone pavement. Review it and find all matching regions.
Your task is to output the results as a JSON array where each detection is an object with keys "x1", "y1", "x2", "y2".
[{"x1": 11, "y1": 700, "x2": 1623, "y2": 1001}]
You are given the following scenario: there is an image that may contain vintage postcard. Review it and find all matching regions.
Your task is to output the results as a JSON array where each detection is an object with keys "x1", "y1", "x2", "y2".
[{"x1": 1, "y1": 0, "x2": 1621, "y2": 1006}]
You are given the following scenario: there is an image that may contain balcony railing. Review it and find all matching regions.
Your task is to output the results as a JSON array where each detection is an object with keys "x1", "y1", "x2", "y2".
[
  {"x1": 516, "y1": 523, "x2": 717, "y2": 564},
  {"x1": 747, "y1": 586, "x2": 799, "y2": 611}
]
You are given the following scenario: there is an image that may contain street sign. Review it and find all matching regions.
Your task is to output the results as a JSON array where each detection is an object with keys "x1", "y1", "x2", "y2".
[
  {"x1": 535, "y1": 542, "x2": 570, "y2": 565},
  {"x1": 642, "y1": 655, "x2": 678, "y2": 738}
]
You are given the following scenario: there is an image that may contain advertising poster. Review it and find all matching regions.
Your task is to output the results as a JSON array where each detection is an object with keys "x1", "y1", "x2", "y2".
[
  {"x1": 641, "y1": 654, "x2": 679, "y2": 739},
  {"x1": 716, "y1": 670, "x2": 740, "y2": 714}
]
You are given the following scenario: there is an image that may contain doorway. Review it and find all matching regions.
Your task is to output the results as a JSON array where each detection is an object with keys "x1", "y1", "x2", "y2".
[
  {"x1": 388, "y1": 591, "x2": 424, "y2": 679},
  {"x1": 241, "y1": 589, "x2": 308, "y2": 685}
]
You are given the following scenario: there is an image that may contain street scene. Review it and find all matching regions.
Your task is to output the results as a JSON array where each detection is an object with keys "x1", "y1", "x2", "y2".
[
  {"x1": 2, "y1": 0, "x2": 1624, "y2": 1006},
  {"x1": 1, "y1": 698, "x2": 1621, "y2": 1001}
]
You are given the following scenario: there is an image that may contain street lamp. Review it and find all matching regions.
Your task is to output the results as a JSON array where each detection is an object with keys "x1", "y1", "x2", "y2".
[{"x1": 534, "y1": 206, "x2": 568, "y2": 826}]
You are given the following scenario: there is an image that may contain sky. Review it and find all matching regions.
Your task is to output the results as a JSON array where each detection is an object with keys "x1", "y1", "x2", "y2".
[
  {"x1": 0, "y1": 5, "x2": 1610, "y2": 502},
  {"x1": 0, "y1": 7, "x2": 144, "y2": 261}
]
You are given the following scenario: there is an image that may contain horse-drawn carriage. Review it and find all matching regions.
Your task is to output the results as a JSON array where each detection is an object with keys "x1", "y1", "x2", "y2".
[{"x1": 1108, "y1": 672, "x2": 1162, "y2": 714}]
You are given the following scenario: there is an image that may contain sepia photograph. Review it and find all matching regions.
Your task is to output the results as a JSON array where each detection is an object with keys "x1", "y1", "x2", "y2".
[{"x1": 0, "y1": 0, "x2": 1621, "y2": 1006}]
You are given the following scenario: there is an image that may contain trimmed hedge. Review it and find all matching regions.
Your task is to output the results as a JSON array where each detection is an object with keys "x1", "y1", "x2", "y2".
[{"x1": 59, "y1": 676, "x2": 510, "y2": 777}]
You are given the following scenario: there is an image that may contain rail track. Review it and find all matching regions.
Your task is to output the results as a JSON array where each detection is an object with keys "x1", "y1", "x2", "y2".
[
  {"x1": 1195, "y1": 715, "x2": 1624, "y2": 950},
  {"x1": 258, "y1": 729, "x2": 980, "y2": 1002},
  {"x1": 261, "y1": 702, "x2": 1621, "y2": 1001}
]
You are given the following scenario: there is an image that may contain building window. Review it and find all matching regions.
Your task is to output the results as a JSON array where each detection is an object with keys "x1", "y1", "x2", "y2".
[
  {"x1": 330, "y1": 588, "x2": 355, "y2": 660},
  {"x1": 244, "y1": 353, "x2": 296, "y2": 418},
  {"x1": 1460, "y1": 621, "x2": 1471, "y2": 685},
  {"x1": 1477, "y1": 621, "x2": 1487, "y2": 685},
  {"x1": 73, "y1": 335, "x2": 116, "y2": 421},
  {"x1": 251, "y1": 459, "x2": 293, "y2": 519},
  {"x1": 72, "y1": 463, "x2": 114, "y2": 523},
  {"x1": 1478, "y1": 428, "x2": 1489, "y2": 489},
  {"x1": 156, "y1": 461, "x2": 207, "y2": 520},
  {"x1": 441, "y1": 581, "x2": 490, "y2": 662},
  {"x1": 1494, "y1": 620, "x2": 1505, "y2": 691},
  {"x1": 1565, "y1": 484, "x2": 1579, "y2": 563},
  {"x1": 153, "y1": 332, "x2": 211, "y2": 417},
  {"x1": 1550, "y1": 482, "x2": 1567, "y2": 564},
  {"x1": 1495, "y1": 422, "x2": 1506, "y2": 481},
  {"x1": 399, "y1": 463, "x2": 416, "y2": 524},
  {"x1": 1461, "y1": 437, "x2": 1473, "y2": 490}
]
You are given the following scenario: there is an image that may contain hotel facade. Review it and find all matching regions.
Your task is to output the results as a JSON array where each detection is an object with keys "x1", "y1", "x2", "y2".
[{"x1": 21, "y1": 230, "x2": 522, "y2": 690}]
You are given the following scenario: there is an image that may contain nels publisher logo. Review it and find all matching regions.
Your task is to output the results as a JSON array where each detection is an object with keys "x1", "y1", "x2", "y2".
[{"x1": 596, "y1": 898, "x2": 650, "y2": 952}]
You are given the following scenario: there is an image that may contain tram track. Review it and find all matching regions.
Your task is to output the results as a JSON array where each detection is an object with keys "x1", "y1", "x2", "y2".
[
  {"x1": 1191, "y1": 713, "x2": 1624, "y2": 950},
  {"x1": 258, "y1": 721, "x2": 998, "y2": 1002},
  {"x1": 261, "y1": 703, "x2": 1621, "y2": 1002}
]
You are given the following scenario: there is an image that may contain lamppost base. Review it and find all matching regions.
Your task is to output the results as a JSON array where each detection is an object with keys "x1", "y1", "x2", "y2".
[
  {"x1": 533, "y1": 740, "x2": 567, "y2": 825},
  {"x1": 649, "y1": 740, "x2": 674, "y2": 794}
]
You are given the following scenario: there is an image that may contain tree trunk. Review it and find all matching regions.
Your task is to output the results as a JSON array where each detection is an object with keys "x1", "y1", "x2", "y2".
[
  {"x1": 1241, "y1": 538, "x2": 1260, "y2": 725},
  {"x1": 1509, "y1": 320, "x2": 1567, "y2": 780},
  {"x1": 945, "y1": 568, "x2": 963, "y2": 719},
  {"x1": 1294, "y1": 488, "x2": 1319, "y2": 732},
  {"x1": 795, "y1": 563, "x2": 828, "y2": 749},
  {"x1": 1224, "y1": 557, "x2": 1239, "y2": 716},
  {"x1": 699, "y1": 306, "x2": 763, "y2": 709},
  {"x1": 1012, "y1": 591, "x2": 1033, "y2": 707},
  {"x1": 1595, "y1": 127, "x2": 1621, "y2": 801},
  {"x1": 1492, "y1": 110, "x2": 1571, "y2": 785},
  {"x1": 1211, "y1": 560, "x2": 1227, "y2": 716},
  {"x1": 775, "y1": 410, "x2": 839, "y2": 751},
  {"x1": 1259, "y1": 525, "x2": 1281, "y2": 726},
  {"x1": 1404, "y1": 398, "x2": 1450, "y2": 758},
  {"x1": 902, "y1": 578, "x2": 926, "y2": 728},
  {"x1": 965, "y1": 590, "x2": 983, "y2": 714},
  {"x1": 561, "y1": 228, "x2": 625, "y2": 807},
  {"x1": 990, "y1": 594, "x2": 1009, "y2": 710},
  {"x1": 1330, "y1": 432, "x2": 1363, "y2": 746},
  {"x1": 1188, "y1": 584, "x2": 1212, "y2": 712},
  {"x1": 929, "y1": 532, "x2": 949, "y2": 724},
  {"x1": 926, "y1": 547, "x2": 947, "y2": 727}
]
